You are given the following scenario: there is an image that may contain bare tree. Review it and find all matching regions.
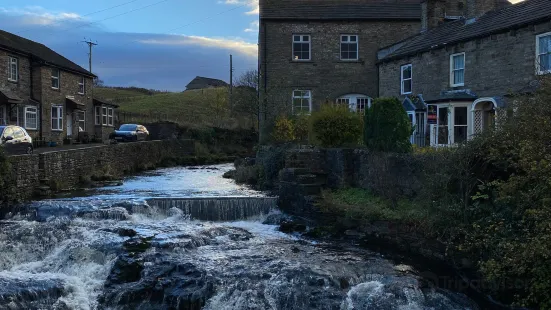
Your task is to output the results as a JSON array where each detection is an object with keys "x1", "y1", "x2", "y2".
[{"x1": 233, "y1": 70, "x2": 259, "y2": 130}]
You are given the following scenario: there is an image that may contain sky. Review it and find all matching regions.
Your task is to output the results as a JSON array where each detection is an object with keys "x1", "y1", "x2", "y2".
[
  {"x1": 0, "y1": 0, "x2": 259, "y2": 91},
  {"x1": 0, "y1": 0, "x2": 522, "y2": 91}
]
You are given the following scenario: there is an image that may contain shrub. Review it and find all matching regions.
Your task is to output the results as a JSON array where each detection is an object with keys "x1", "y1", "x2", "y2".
[
  {"x1": 272, "y1": 115, "x2": 295, "y2": 143},
  {"x1": 292, "y1": 113, "x2": 310, "y2": 144},
  {"x1": 310, "y1": 104, "x2": 362, "y2": 147},
  {"x1": 0, "y1": 149, "x2": 13, "y2": 205},
  {"x1": 364, "y1": 97, "x2": 412, "y2": 153}
]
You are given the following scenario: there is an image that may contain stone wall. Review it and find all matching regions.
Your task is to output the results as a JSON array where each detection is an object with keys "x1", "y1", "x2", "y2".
[
  {"x1": 259, "y1": 19, "x2": 420, "y2": 139},
  {"x1": 379, "y1": 20, "x2": 551, "y2": 100},
  {"x1": 2, "y1": 140, "x2": 195, "y2": 206}
]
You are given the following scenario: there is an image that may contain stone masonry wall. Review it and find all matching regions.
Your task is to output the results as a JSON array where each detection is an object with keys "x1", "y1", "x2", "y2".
[
  {"x1": 3, "y1": 140, "x2": 195, "y2": 207},
  {"x1": 379, "y1": 20, "x2": 551, "y2": 100},
  {"x1": 38, "y1": 66, "x2": 95, "y2": 144},
  {"x1": 259, "y1": 19, "x2": 420, "y2": 138}
]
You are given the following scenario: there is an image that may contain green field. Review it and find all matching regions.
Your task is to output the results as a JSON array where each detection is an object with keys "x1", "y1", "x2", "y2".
[{"x1": 93, "y1": 87, "x2": 252, "y2": 129}]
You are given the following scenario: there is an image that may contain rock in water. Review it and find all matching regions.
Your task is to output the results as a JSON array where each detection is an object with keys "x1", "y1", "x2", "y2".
[{"x1": 100, "y1": 260, "x2": 216, "y2": 310}]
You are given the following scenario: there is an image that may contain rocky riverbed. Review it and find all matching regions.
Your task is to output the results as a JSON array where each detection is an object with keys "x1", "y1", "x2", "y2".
[{"x1": 0, "y1": 164, "x2": 478, "y2": 309}]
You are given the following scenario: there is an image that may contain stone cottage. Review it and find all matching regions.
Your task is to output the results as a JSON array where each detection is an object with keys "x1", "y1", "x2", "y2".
[
  {"x1": 378, "y1": 0, "x2": 551, "y2": 147},
  {"x1": 258, "y1": 0, "x2": 423, "y2": 140},
  {"x1": 0, "y1": 29, "x2": 117, "y2": 145}
]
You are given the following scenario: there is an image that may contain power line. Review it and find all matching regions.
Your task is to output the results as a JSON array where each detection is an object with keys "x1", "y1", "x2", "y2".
[{"x1": 16, "y1": 0, "x2": 144, "y2": 35}]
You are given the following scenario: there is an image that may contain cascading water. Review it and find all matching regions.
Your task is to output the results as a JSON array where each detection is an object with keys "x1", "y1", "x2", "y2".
[{"x1": 0, "y1": 164, "x2": 479, "y2": 310}]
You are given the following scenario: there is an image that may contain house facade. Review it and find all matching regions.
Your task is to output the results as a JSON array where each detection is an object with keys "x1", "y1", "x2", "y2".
[
  {"x1": 0, "y1": 29, "x2": 117, "y2": 145},
  {"x1": 378, "y1": 0, "x2": 551, "y2": 146},
  {"x1": 258, "y1": 0, "x2": 423, "y2": 140}
]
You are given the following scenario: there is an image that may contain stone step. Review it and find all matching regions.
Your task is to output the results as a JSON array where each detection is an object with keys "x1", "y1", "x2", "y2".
[
  {"x1": 296, "y1": 174, "x2": 318, "y2": 185},
  {"x1": 279, "y1": 168, "x2": 310, "y2": 182},
  {"x1": 299, "y1": 184, "x2": 322, "y2": 196}
]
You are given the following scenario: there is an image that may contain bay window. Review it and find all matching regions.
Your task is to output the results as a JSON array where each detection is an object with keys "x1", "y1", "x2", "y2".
[
  {"x1": 95, "y1": 106, "x2": 101, "y2": 125},
  {"x1": 102, "y1": 107, "x2": 108, "y2": 125}
]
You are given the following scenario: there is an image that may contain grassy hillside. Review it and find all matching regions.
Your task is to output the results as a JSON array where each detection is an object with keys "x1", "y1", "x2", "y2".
[{"x1": 93, "y1": 87, "x2": 253, "y2": 129}]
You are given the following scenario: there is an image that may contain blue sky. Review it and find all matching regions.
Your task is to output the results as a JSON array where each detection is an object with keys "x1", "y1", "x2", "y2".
[{"x1": 0, "y1": 0, "x2": 259, "y2": 91}]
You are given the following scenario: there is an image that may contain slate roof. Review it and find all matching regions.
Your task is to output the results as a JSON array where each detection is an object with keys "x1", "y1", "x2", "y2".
[
  {"x1": 261, "y1": 0, "x2": 421, "y2": 21},
  {"x1": 185, "y1": 76, "x2": 228, "y2": 90},
  {"x1": 0, "y1": 29, "x2": 94, "y2": 77},
  {"x1": 379, "y1": 0, "x2": 551, "y2": 61},
  {"x1": 0, "y1": 89, "x2": 23, "y2": 103}
]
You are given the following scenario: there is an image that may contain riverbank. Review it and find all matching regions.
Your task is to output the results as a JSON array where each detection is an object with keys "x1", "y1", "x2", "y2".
[{"x1": 0, "y1": 140, "x2": 243, "y2": 215}]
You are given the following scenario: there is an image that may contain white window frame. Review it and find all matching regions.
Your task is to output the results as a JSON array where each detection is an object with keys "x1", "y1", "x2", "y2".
[
  {"x1": 51, "y1": 105, "x2": 63, "y2": 131},
  {"x1": 102, "y1": 107, "x2": 108, "y2": 126},
  {"x1": 24, "y1": 106, "x2": 38, "y2": 130},
  {"x1": 95, "y1": 106, "x2": 101, "y2": 125},
  {"x1": 340, "y1": 34, "x2": 359, "y2": 61},
  {"x1": 536, "y1": 32, "x2": 551, "y2": 75},
  {"x1": 336, "y1": 94, "x2": 371, "y2": 114},
  {"x1": 78, "y1": 77, "x2": 85, "y2": 95},
  {"x1": 51, "y1": 68, "x2": 60, "y2": 89},
  {"x1": 107, "y1": 107, "x2": 114, "y2": 126},
  {"x1": 8, "y1": 57, "x2": 18, "y2": 82},
  {"x1": 78, "y1": 110, "x2": 86, "y2": 132},
  {"x1": 401, "y1": 64, "x2": 413, "y2": 95},
  {"x1": 292, "y1": 35, "x2": 311, "y2": 61},
  {"x1": 450, "y1": 52, "x2": 465, "y2": 87},
  {"x1": 292, "y1": 90, "x2": 312, "y2": 114}
]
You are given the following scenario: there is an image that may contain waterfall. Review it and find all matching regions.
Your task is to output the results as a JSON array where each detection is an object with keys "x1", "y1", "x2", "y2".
[{"x1": 145, "y1": 197, "x2": 278, "y2": 221}]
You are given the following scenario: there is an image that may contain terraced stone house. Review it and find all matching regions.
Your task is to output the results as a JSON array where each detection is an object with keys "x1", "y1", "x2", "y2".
[
  {"x1": 378, "y1": 0, "x2": 551, "y2": 147},
  {"x1": 0, "y1": 29, "x2": 118, "y2": 145},
  {"x1": 258, "y1": 0, "x2": 423, "y2": 140}
]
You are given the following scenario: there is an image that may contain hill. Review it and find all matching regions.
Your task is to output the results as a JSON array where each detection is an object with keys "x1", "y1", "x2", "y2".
[{"x1": 93, "y1": 87, "x2": 254, "y2": 129}]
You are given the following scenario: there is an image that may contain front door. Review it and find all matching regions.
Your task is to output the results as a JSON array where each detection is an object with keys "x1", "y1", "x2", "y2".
[{"x1": 67, "y1": 113, "x2": 73, "y2": 137}]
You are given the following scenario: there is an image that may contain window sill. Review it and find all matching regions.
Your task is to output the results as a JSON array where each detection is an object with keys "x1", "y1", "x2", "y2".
[
  {"x1": 51, "y1": 129, "x2": 64, "y2": 132},
  {"x1": 289, "y1": 60, "x2": 314, "y2": 63},
  {"x1": 450, "y1": 84, "x2": 465, "y2": 88},
  {"x1": 7, "y1": 79, "x2": 18, "y2": 84},
  {"x1": 536, "y1": 70, "x2": 551, "y2": 76},
  {"x1": 336, "y1": 60, "x2": 363, "y2": 63},
  {"x1": 78, "y1": 93, "x2": 85, "y2": 96},
  {"x1": 401, "y1": 92, "x2": 413, "y2": 96}
]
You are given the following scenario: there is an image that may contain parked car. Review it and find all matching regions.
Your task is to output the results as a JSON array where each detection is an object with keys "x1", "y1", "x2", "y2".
[
  {"x1": 0, "y1": 125, "x2": 33, "y2": 155},
  {"x1": 110, "y1": 124, "x2": 149, "y2": 142}
]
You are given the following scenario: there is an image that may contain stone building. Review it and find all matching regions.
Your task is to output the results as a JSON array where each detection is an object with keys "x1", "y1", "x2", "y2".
[
  {"x1": 0, "y1": 29, "x2": 117, "y2": 145},
  {"x1": 378, "y1": 0, "x2": 551, "y2": 146},
  {"x1": 258, "y1": 0, "x2": 423, "y2": 140}
]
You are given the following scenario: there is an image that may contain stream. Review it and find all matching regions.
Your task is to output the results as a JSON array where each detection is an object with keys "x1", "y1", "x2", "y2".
[{"x1": 0, "y1": 164, "x2": 478, "y2": 310}]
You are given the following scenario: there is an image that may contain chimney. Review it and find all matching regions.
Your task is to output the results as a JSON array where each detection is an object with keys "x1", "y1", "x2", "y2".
[
  {"x1": 465, "y1": 0, "x2": 509, "y2": 19},
  {"x1": 421, "y1": 0, "x2": 447, "y2": 31}
]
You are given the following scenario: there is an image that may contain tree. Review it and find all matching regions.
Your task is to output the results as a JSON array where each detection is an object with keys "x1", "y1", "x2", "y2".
[
  {"x1": 233, "y1": 70, "x2": 259, "y2": 130},
  {"x1": 94, "y1": 77, "x2": 104, "y2": 87},
  {"x1": 364, "y1": 97, "x2": 412, "y2": 153}
]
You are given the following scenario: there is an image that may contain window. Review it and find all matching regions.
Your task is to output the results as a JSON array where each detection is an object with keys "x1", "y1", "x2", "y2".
[
  {"x1": 340, "y1": 35, "x2": 358, "y2": 60},
  {"x1": 108, "y1": 108, "x2": 114, "y2": 126},
  {"x1": 356, "y1": 97, "x2": 369, "y2": 115},
  {"x1": 536, "y1": 32, "x2": 551, "y2": 75},
  {"x1": 292, "y1": 35, "x2": 311, "y2": 61},
  {"x1": 450, "y1": 53, "x2": 465, "y2": 87},
  {"x1": 78, "y1": 111, "x2": 86, "y2": 132},
  {"x1": 78, "y1": 77, "x2": 85, "y2": 94},
  {"x1": 454, "y1": 106, "x2": 468, "y2": 143},
  {"x1": 292, "y1": 90, "x2": 312, "y2": 114},
  {"x1": 401, "y1": 64, "x2": 413, "y2": 94},
  {"x1": 51, "y1": 68, "x2": 60, "y2": 89},
  {"x1": 336, "y1": 98, "x2": 350, "y2": 106},
  {"x1": 95, "y1": 106, "x2": 101, "y2": 125},
  {"x1": 24, "y1": 107, "x2": 38, "y2": 130},
  {"x1": 102, "y1": 107, "x2": 108, "y2": 125},
  {"x1": 438, "y1": 106, "x2": 449, "y2": 145},
  {"x1": 8, "y1": 57, "x2": 18, "y2": 82},
  {"x1": 51, "y1": 105, "x2": 63, "y2": 131}
]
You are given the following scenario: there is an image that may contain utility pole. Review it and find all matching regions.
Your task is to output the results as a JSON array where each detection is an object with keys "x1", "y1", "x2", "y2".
[
  {"x1": 82, "y1": 39, "x2": 98, "y2": 73},
  {"x1": 229, "y1": 54, "x2": 234, "y2": 114}
]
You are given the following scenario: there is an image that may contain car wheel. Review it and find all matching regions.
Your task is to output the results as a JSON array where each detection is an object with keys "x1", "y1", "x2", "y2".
[{"x1": 26, "y1": 146, "x2": 33, "y2": 155}]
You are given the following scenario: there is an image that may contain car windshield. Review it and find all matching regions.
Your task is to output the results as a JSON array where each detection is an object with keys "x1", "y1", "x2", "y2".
[
  {"x1": 119, "y1": 125, "x2": 137, "y2": 131},
  {"x1": 0, "y1": 127, "x2": 4, "y2": 137}
]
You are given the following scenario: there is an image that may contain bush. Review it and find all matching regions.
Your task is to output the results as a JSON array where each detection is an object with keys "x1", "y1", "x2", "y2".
[
  {"x1": 272, "y1": 115, "x2": 295, "y2": 143},
  {"x1": 364, "y1": 97, "x2": 412, "y2": 153},
  {"x1": 292, "y1": 113, "x2": 310, "y2": 144},
  {"x1": 310, "y1": 104, "x2": 362, "y2": 147}
]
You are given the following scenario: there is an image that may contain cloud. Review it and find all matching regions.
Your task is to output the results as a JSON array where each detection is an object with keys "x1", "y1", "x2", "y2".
[
  {"x1": 244, "y1": 20, "x2": 260, "y2": 33},
  {"x1": 139, "y1": 35, "x2": 257, "y2": 57},
  {"x1": 0, "y1": 6, "x2": 82, "y2": 26},
  {"x1": 221, "y1": 0, "x2": 259, "y2": 15}
]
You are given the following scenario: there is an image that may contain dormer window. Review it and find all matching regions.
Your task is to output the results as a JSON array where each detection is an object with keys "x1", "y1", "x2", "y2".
[
  {"x1": 536, "y1": 32, "x2": 551, "y2": 75},
  {"x1": 450, "y1": 53, "x2": 465, "y2": 87},
  {"x1": 292, "y1": 35, "x2": 311, "y2": 61}
]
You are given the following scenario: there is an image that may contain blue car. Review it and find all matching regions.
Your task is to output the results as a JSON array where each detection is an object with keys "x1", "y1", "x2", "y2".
[{"x1": 110, "y1": 124, "x2": 149, "y2": 142}]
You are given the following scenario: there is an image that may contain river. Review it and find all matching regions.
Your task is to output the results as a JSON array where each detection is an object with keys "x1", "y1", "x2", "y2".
[{"x1": 0, "y1": 164, "x2": 478, "y2": 310}]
